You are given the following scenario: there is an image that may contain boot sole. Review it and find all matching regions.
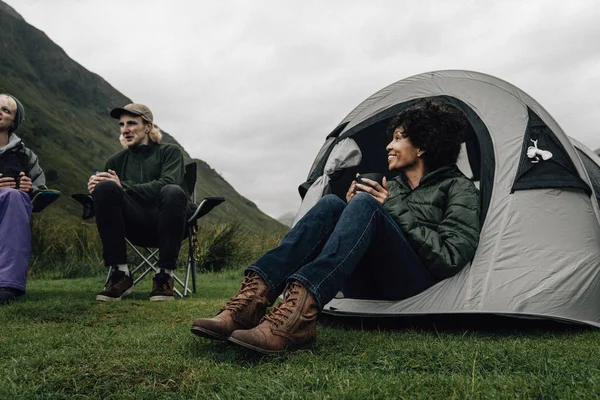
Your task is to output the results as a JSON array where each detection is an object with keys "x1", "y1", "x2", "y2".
[
  {"x1": 228, "y1": 336, "x2": 315, "y2": 355},
  {"x1": 96, "y1": 287, "x2": 134, "y2": 302},
  {"x1": 190, "y1": 326, "x2": 229, "y2": 341}
]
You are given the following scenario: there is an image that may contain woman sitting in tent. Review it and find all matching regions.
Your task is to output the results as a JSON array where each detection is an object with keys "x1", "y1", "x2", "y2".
[{"x1": 191, "y1": 98, "x2": 481, "y2": 354}]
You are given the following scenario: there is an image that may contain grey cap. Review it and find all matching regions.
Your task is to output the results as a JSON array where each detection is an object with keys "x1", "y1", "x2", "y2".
[{"x1": 110, "y1": 103, "x2": 153, "y2": 123}]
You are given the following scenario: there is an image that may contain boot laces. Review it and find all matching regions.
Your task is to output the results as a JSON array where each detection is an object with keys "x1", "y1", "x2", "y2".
[
  {"x1": 221, "y1": 274, "x2": 263, "y2": 314},
  {"x1": 263, "y1": 282, "x2": 302, "y2": 327}
]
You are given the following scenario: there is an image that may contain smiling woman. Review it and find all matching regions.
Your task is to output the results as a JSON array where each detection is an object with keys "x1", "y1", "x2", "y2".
[
  {"x1": 385, "y1": 100, "x2": 465, "y2": 188},
  {"x1": 191, "y1": 98, "x2": 480, "y2": 355},
  {"x1": 0, "y1": 93, "x2": 49, "y2": 304}
]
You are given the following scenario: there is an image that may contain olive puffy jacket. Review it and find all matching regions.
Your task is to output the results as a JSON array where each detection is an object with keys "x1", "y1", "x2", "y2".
[{"x1": 383, "y1": 165, "x2": 480, "y2": 279}]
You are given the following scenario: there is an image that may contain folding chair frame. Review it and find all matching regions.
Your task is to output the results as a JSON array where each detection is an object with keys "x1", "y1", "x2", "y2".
[
  {"x1": 77, "y1": 162, "x2": 225, "y2": 298},
  {"x1": 103, "y1": 195, "x2": 224, "y2": 297},
  {"x1": 105, "y1": 239, "x2": 191, "y2": 297}
]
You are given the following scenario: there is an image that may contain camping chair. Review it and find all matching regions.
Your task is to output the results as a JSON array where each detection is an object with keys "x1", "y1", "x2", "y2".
[
  {"x1": 72, "y1": 162, "x2": 224, "y2": 297},
  {"x1": 31, "y1": 188, "x2": 61, "y2": 213}
]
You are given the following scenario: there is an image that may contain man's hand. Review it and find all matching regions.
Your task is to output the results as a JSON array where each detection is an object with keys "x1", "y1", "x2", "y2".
[
  {"x1": 0, "y1": 173, "x2": 17, "y2": 190},
  {"x1": 354, "y1": 175, "x2": 390, "y2": 205},
  {"x1": 87, "y1": 173, "x2": 97, "y2": 194},
  {"x1": 17, "y1": 172, "x2": 32, "y2": 192},
  {"x1": 89, "y1": 169, "x2": 122, "y2": 194},
  {"x1": 346, "y1": 174, "x2": 360, "y2": 202}
]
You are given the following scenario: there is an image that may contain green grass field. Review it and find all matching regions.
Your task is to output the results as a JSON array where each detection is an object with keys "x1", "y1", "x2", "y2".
[{"x1": 2, "y1": 270, "x2": 600, "y2": 399}]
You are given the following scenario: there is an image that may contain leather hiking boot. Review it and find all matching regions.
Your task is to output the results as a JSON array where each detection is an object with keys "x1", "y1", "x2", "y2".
[
  {"x1": 191, "y1": 272, "x2": 275, "y2": 341},
  {"x1": 229, "y1": 280, "x2": 319, "y2": 354},
  {"x1": 149, "y1": 271, "x2": 175, "y2": 301},
  {"x1": 96, "y1": 269, "x2": 134, "y2": 301}
]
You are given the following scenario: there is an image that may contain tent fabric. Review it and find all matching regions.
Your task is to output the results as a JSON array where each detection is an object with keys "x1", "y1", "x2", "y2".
[
  {"x1": 293, "y1": 138, "x2": 362, "y2": 225},
  {"x1": 296, "y1": 70, "x2": 600, "y2": 327},
  {"x1": 511, "y1": 108, "x2": 590, "y2": 194}
]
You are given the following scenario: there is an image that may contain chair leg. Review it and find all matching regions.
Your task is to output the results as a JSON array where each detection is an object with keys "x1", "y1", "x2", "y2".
[
  {"x1": 192, "y1": 256, "x2": 197, "y2": 294},
  {"x1": 183, "y1": 252, "x2": 191, "y2": 297},
  {"x1": 188, "y1": 228, "x2": 197, "y2": 294},
  {"x1": 104, "y1": 265, "x2": 114, "y2": 289},
  {"x1": 119, "y1": 239, "x2": 190, "y2": 299}
]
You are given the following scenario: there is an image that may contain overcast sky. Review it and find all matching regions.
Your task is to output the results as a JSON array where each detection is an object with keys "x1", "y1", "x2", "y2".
[{"x1": 5, "y1": 0, "x2": 600, "y2": 218}]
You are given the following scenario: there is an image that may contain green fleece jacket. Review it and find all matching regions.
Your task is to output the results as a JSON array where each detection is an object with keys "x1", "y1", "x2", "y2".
[
  {"x1": 383, "y1": 165, "x2": 480, "y2": 279},
  {"x1": 105, "y1": 141, "x2": 193, "y2": 212}
]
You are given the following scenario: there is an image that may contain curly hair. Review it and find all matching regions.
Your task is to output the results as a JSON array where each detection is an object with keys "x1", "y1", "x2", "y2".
[{"x1": 387, "y1": 98, "x2": 467, "y2": 171}]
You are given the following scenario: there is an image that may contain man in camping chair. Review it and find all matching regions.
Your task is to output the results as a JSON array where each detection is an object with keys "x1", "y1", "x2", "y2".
[
  {"x1": 0, "y1": 93, "x2": 52, "y2": 304},
  {"x1": 88, "y1": 103, "x2": 195, "y2": 302}
]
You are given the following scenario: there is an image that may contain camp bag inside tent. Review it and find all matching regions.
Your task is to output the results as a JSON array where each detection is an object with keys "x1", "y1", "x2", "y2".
[{"x1": 295, "y1": 70, "x2": 600, "y2": 328}]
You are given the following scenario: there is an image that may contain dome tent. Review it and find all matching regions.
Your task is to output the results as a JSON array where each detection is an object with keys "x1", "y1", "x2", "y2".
[{"x1": 295, "y1": 70, "x2": 600, "y2": 327}]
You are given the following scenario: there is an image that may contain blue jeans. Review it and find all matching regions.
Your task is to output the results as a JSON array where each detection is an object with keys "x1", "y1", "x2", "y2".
[{"x1": 247, "y1": 193, "x2": 438, "y2": 309}]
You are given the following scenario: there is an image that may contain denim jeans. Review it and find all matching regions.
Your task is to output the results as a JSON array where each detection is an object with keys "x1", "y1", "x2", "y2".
[
  {"x1": 247, "y1": 193, "x2": 438, "y2": 309},
  {"x1": 92, "y1": 181, "x2": 188, "y2": 270}
]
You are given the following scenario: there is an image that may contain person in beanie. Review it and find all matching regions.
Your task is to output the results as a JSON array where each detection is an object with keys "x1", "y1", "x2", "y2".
[
  {"x1": 191, "y1": 99, "x2": 481, "y2": 354},
  {"x1": 0, "y1": 93, "x2": 47, "y2": 304},
  {"x1": 88, "y1": 103, "x2": 194, "y2": 302}
]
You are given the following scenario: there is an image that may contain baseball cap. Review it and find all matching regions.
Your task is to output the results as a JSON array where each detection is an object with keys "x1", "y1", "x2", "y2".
[{"x1": 110, "y1": 103, "x2": 153, "y2": 123}]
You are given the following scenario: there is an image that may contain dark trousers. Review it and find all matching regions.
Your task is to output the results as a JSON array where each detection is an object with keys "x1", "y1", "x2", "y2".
[
  {"x1": 247, "y1": 193, "x2": 438, "y2": 309},
  {"x1": 92, "y1": 181, "x2": 188, "y2": 270}
]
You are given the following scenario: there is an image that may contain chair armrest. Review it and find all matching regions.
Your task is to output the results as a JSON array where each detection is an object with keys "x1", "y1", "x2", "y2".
[
  {"x1": 71, "y1": 193, "x2": 95, "y2": 220},
  {"x1": 187, "y1": 197, "x2": 225, "y2": 224},
  {"x1": 31, "y1": 189, "x2": 61, "y2": 213}
]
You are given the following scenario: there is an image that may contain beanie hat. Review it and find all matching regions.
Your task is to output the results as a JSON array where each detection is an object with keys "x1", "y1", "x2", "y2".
[{"x1": 1, "y1": 93, "x2": 25, "y2": 133}]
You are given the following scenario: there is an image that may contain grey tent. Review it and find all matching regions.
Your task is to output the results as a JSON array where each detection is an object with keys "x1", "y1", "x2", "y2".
[{"x1": 295, "y1": 70, "x2": 600, "y2": 327}]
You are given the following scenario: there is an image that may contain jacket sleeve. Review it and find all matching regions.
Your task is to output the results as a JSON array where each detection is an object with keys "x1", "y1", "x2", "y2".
[
  {"x1": 25, "y1": 148, "x2": 47, "y2": 192},
  {"x1": 384, "y1": 180, "x2": 480, "y2": 279},
  {"x1": 104, "y1": 157, "x2": 116, "y2": 173},
  {"x1": 120, "y1": 145, "x2": 184, "y2": 201}
]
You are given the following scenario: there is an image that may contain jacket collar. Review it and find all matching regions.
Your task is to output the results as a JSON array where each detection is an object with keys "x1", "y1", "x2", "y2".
[
  {"x1": 398, "y1": 165, "x2": 460, "y2": 189},
  {"x1": 128, "y1": 140, "x2": 157, "y2": 155},
  {"x1": 0, "y1": 133, "x2": 23, "y2": 155}
]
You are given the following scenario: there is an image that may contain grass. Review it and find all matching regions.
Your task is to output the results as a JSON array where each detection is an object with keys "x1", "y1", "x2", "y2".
[
  {"x1": 28, "y1": 216, "x2": 283, "y2": 279},
  {"x1": 2, "y1": 270, "x2": 600, "y2": 399}
]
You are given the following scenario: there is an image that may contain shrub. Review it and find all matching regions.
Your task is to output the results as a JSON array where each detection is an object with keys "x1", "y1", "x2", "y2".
[
  {"x1": 29, "y1": 216, "x2": 104, "y2": 279},
  {"x1": 28, "y1": 216, "x2": 285, "y2": 279},
  {"x1": 193, "y1": 221, "x2": 244, "y2": 272},
  {"x1": 192, "y1": 221, "x2": 284, "y2": 272}
]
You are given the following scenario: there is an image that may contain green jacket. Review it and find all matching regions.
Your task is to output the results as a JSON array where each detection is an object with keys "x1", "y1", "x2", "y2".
[
  {"x1": 383, "y1": 165, "x2": 480, "y2": 279},
  {"x1": 105, "y1": 141, "x2": 193, "y2": 213}
]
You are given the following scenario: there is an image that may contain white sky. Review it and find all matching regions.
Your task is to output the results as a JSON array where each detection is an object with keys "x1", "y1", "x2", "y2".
[{"x1": 5, "y1": 0, "x2": 600, "y2": 218}]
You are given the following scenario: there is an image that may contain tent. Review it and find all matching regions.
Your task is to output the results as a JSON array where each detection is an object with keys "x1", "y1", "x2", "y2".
[{"x1": 295, "y1": 70, "x2": 600, "y2": 327}]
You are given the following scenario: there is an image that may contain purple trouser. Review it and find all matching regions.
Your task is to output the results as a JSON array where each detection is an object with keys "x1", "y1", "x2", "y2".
[{"x1": 0, "y1": 188, "x2": 32, "y2": 292}]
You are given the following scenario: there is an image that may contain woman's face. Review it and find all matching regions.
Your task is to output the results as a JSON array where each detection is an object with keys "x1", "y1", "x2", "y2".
[
  {"x1": 386, "y1": 126, "x2": 423, "y2": 171},
  {"x1": 0, "y1": 95, "x2": 16, "y2": 133}
]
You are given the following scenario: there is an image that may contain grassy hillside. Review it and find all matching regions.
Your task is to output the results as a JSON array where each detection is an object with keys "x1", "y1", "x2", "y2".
[{"x1": 0, "y1": 1, "x2": 287, "y2": 236}]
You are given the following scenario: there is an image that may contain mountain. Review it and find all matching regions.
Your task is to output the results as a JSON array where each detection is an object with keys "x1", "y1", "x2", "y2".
[
  {"x1": 277, "y1": 212, "x2": 296, "y2": 228},
  {"x1": 0, "y1": 1, "x2": 287, "y2": 236}
]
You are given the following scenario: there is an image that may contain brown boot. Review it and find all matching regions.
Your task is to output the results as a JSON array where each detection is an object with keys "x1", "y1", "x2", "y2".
[
  {"x1": 229, "y1": 280, "x2": 319, "y2": 354},
  {"x1": 191, "y1": 272, "x2": 275, "y2": 340}
]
